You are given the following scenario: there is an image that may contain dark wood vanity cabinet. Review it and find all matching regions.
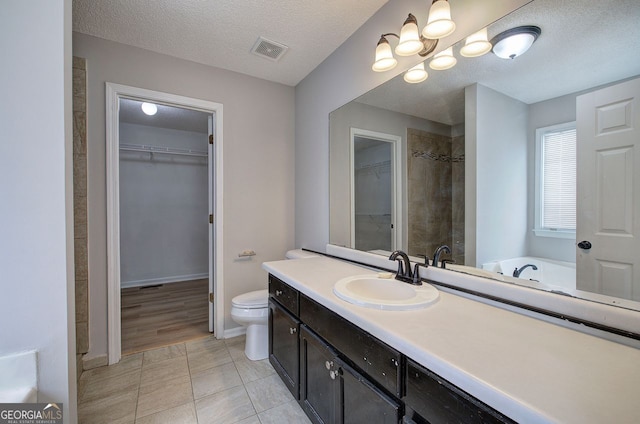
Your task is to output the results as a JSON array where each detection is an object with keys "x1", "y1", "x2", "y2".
[
  {"x1": 268, "y1": 275, "x2": 301, "y2": 399},
  {"x1": 300, "y1": 324, "x2": 401, "y2": 424},
  {"x1": 404, "y1": 359, "x2": 515, "y2": 424},
  {"x1": 268, "y1": 274, "x2": 514, "y2": 424}
]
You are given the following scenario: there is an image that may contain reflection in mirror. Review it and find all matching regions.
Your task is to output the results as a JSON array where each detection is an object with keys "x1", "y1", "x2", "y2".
[
  {"x1": 351, "y1": 129, "x2": 401, "y2": 252},
  {"x1": 329, "y1": 0, "x2": 640, "y2": 309}
]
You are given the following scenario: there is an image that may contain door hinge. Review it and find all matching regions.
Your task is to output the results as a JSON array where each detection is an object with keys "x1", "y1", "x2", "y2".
[
  {"x1": 209, "y1": 214, "x2": 213, "y2": 224},
  {"x1": 209, "y1": 293, "x2": 214, "y2": 303},
  {"x1": 209, "y1": 134, "x2": 214, "y2": 144}
]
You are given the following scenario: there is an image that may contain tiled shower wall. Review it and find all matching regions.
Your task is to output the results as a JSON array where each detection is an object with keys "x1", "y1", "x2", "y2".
[
  {"x1": 407, "y1": 128, "x2": 465, "y2": 264},
  {"x1": 73, "y1": 57, "x2": 89, "y2": 372}
]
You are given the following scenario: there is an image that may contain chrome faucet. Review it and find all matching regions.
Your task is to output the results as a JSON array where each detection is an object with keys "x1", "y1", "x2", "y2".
[
  {"x1": 432, "y1": 245, "x2": 451, "y2": 268},
  {"x1": 513, "y1": 264, "x2": 538, "y2": 278},
  {"x1": 389, "y1": 250, "x2": 422, "y2": 285}
]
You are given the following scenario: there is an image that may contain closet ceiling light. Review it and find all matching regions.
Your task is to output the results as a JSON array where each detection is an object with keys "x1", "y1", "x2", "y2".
[
  {"x1": 141, "y1": 102, "x2": 158, "y2": 116},
  {"x1": 490, "y1": 25, "x2": 541, "y2": 59}
]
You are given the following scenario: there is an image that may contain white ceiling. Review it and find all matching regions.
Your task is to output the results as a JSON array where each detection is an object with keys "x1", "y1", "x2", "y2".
[
  {"x1": 354, "y1": 0, "x2": 640, "y2": 126},
  {"x1": 72, "y1": 0, "x2": 389, "y2": 87}
]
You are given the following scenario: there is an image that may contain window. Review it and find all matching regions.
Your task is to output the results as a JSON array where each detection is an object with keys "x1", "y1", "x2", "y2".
[{"x1": 534, "y1": 122, "x2": 576, "y2": 238}]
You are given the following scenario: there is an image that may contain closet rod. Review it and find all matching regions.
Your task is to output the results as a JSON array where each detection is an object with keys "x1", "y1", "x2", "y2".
[{"x1": 119, "y1": 143, "x2": 208, "y2": 158}]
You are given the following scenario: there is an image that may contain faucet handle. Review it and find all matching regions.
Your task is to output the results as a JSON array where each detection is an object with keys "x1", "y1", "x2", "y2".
[
  {"x1": 416, "y1": 254, "x2": 430, "y2": 266},
  {"x1": 411, "y1": 263, "x2": 424, "y2": 285},
  {"x1": 441, "y1": 259, "x2": 455, "y2": 269}
]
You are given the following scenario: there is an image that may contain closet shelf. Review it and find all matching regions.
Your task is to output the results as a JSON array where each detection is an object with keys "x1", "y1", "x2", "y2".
[{"x1": 120, "y1": 143, "x2": 208, "y2": 158}]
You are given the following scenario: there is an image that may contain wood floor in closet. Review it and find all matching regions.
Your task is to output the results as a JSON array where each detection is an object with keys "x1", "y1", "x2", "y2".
[{"x1": 121, "y1": 279, "x2": 210, "y2": 355}]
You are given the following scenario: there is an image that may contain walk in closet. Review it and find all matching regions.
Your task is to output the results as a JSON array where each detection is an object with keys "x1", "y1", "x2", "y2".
[{"x1": 118, "y1": 98, "x2": 212, "y2": 354}]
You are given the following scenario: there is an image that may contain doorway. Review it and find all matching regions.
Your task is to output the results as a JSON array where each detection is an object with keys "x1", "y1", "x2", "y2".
[
  {"x1": 106, "y1": 83, "x2": 224, "y2": 364},
  {"x1": 350, "y1": 128, "x2": 402, "y2": 252}
]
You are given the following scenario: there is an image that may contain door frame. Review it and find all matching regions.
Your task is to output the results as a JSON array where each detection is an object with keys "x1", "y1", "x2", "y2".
[
  {"x1": 106, "y1": 83, "x2": 224, "y2": 364},
  {"x1": 349, "y1": 128, "x2": 403, "y2": 251}
]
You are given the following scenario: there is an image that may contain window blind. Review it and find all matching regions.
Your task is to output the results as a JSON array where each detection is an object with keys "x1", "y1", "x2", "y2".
[{"x1": 541, "y1": 128, "x2": 576, "y2": 230}]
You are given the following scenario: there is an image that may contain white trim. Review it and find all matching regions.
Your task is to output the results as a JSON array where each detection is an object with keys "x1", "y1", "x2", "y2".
[
  {"x1": 349, "y1": 128, "x2": 403, "y2": 251},
  {"x1": 106, "y1": 83, "x2": 224, "y2": 365},
  {"x1": 121, "y1": 273, "x2": 209, "y2": 289},
  {"x1": 223, "y1": 326, "x2": 247, "y2": 339}
]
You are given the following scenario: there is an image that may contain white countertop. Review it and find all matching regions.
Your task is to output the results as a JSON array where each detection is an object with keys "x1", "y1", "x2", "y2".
[{"x1": 263, "y1": 256, "x2": 640, "y2": 424}]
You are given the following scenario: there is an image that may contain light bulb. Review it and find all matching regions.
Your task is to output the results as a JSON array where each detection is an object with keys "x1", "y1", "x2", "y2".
[
  {"x1": 141, "y1": 102, "x2": 157, "y2": 116},
  {"x1": 460, "y1": 28, "x2": 492, "y2": 58},
  {"x1": 404, "y1": 62, "x2": 428, "y2": 84},
  {"x1": 423, "y1": 0, "x2": 456, "y2": 39},
  {"x1": 396, "y1": 14, "x2": 423, "y2": 56},
  {"x1": 429, "y1": 47, "x2": 456, "y2": 70},
  {"x1": 372, "y1": 37, "x2": 397, "y2": 72}
]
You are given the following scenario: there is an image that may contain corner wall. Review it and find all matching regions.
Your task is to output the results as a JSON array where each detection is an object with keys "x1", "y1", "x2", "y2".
[
  {"x1": 73, "y1": 33, "x2": 295, "y2": 359},
  {"x1": 466, "y1": 84, "x2": 528, "y2": 266},
  {"x1": 0, "y1": 0, "x2": 76, "y2": 421}
]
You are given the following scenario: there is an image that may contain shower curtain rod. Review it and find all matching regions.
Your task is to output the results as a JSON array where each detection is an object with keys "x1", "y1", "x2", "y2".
[{"x1": 119, "y1": 143, "x2": 208, "y2": 158}]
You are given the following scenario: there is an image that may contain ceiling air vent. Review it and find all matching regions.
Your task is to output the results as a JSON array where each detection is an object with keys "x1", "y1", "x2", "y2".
[{"x1": 251, "y1": 37, "x2": 288, "y2": 62}]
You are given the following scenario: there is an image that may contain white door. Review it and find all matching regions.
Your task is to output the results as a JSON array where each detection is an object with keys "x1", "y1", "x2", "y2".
[
  {"x1": 208, "y1": 115, "x2": 215, "y2": 332},
  {"x1": 576, "y1": 77, "x2": 640, "y2": 300}
]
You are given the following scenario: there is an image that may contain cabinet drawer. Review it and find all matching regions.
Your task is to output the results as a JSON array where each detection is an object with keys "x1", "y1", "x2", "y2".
[
  {"x1": 300, "y1": 294, "x2": 402, "y2": 397},
  {"x1": 269, "y1": 274, "x2": 299, "y2": 316},
  {"x1": 404, "y1": 359, "x2": 515, "y2": 424}
]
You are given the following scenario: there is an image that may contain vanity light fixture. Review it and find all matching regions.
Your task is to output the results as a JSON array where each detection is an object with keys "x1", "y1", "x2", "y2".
[
  {"x1": 459, "y1": 27, "x2": 492, "y2": 57},
  {"x1": 404, "y1": 62, "x2": 428, "y2": 83},
  {"x1": 423, "y1": 0, "x2": 456, "y2": 39},
  {"x1": 396, "y1": 14, "x2": 425, "y2": 56},
  {"x1": 490, "y1": 25, "x2": 541, "y2": 59},
  {"x1": 141, "y1": 102, "x2": 157, "y2": 116},
  {"x1": 372, "y1": 35, "x2": 399, "y2": 72},
  {"x1": 429, "y1": 47, "x2": 457, "y2": 70},
  {"x1": 372, "y1": 13, "x2": 439, "y2": 73}
]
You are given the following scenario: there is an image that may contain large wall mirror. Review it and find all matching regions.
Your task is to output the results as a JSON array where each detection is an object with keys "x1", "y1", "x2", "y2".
[{"x1": 330, "y1": 0, "x2": 640, "y2": 311}]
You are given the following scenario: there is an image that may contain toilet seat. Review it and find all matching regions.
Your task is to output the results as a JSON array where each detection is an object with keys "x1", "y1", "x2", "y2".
[{"x1": 231, "y1": 289, "x2": 268, "y2": 309}]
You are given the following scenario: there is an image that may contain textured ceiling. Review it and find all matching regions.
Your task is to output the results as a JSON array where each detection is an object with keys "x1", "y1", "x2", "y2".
[
  {"x1": 354, "y1": 0, "x2": 640, "y2": 126},
  {"x1": 72, "y1": 0, "x2": 388, "y2": 86}
]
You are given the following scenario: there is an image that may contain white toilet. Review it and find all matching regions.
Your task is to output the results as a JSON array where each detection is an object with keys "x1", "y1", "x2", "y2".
[
  {"x1": 230, "y1": 289, "x2": 269, "y2": 360},
  {"x1": 231, "y1": 250, "x2": 319, "y2": 361}
]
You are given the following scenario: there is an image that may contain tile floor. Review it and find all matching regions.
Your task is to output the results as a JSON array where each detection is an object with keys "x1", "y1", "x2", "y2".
[{"x1": 77, "y1": 335, "x2": 311, "y2": 424}]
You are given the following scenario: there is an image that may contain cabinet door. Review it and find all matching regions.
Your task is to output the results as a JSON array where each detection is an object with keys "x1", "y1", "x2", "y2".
[
  {"x1": 269, "y1": 299, "x2": 300, "y2": 399},
  {"x1": 405, "y1": 359, "x2": 515, "y2": 424},
  {"x1": 300, "y1": 325, "x2": 341, "y2": 424},
  {"x1": 339, "y1": 358, "x2": 401, "y2": 424}
]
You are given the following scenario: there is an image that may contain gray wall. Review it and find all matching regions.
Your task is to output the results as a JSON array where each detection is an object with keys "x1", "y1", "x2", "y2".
[
  {"x1": 73, "y1": 33, "x2": 295, "y2": 359},
  {"x1": 119, "y1": 123, "x2": 209, "y2": 286},
  {"x1": 295, "y1": 0, "x2": 533, "y2": 252},
  {"x1": 1, "y1": 0, "x2": 77, "y2": 421},
  {"x1": 466, "y1": 84, "x2": 529, "y2": 267}
]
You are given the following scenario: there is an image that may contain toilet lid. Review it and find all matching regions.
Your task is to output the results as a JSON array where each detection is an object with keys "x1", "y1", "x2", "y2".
[{"x1": 232, "y1": 289, "x2": 268, "y2": 309}]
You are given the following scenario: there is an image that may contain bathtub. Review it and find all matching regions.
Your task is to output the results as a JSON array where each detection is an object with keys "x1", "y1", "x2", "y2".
[{"x1": 482, "y1": 256, "x2": 576, "y2": 290}]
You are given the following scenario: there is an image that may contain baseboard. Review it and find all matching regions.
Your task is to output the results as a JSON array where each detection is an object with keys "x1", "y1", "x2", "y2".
[
  {"x1": 82, "y1": 354, "x2": 108, "y2": 371},
  {"x1": 223, "y1": 326, "x2": 246, "y2": 339},
  {"x1": 121, "y1": 273, "x2": 209, "y2": 289}
]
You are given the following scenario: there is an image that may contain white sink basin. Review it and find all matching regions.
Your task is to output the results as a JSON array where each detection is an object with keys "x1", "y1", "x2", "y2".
[{"x1": 333, "y1": 274, "x2": 439, "y2": 310}]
